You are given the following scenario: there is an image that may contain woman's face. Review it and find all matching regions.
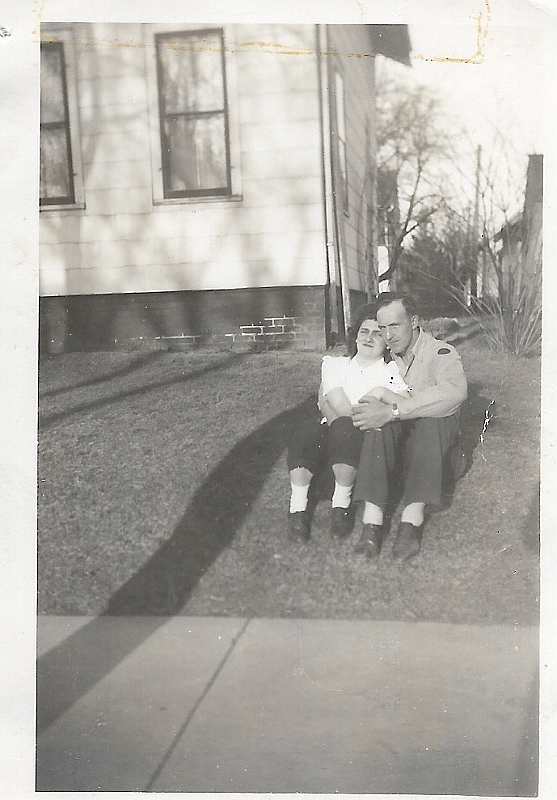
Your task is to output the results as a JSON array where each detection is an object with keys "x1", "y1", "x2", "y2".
[{"x1": 356, "y1": 319, "x2": 386, "y2": 360}]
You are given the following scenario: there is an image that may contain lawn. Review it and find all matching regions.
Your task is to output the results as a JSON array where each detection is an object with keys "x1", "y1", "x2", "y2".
[{"x1": 37, "y1": 334, "x2": 540, "y2": 625}]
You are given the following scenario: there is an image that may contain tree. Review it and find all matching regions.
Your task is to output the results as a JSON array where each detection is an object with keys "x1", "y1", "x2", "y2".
[
  {"x1": 374, "y1": 66, "x2": 459, "y2": 283},
  {"x1": 401, "y1": 138, "x2": 542, "y2": 356},
  {"x1": 395, "y1": 212, "x2": 470, "y2": 315},
  {"x1": 374, "y1": 63, "x2": 542, "y2": 355}
]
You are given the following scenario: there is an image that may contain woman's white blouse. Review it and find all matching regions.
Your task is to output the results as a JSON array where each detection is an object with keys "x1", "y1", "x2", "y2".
[{"x1": 321, "y1": 356, "x2": 408, "y2": 405}]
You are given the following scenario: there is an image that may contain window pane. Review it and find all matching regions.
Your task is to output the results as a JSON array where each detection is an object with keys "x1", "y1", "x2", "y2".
[
  {"x1": 40, "y1": 127, "x2": 73, "y2": 202},
  {"x1": 41, "y1": 44, "x2": 67, "y2": 124},
  {"x1": 158, "y1": 33, "x2": 224, "y2": 115},
  {"x1": 163, "y1": 114, "x2": 227, "y2": 192}
]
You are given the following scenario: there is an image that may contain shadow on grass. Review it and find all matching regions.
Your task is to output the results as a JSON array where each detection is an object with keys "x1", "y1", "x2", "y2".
[
  {"x1": 460, "y1": 383, "x2": 492, "y2": 470},
  {"x1": 39, "y1": 350, "x2": 164, "y2": 399},
  {"x1": 39, "y1": 352, "x2": 244, "y2": 429},
  {"x1": 37, "y1": 395, "x2": 316, "y2": 733}
]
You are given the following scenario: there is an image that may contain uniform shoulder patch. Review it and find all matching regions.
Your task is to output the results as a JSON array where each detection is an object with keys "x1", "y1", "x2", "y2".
[{"x1": 437, "y1": 347, "x2": 451, "y2": 355}]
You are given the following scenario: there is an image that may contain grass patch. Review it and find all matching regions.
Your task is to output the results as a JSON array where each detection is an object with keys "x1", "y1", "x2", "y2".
[{"x1": 38, "y1": 337, "x2": 539, "y2": 624}]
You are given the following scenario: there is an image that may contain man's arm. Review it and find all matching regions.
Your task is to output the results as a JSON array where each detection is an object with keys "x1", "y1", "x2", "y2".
[
  {"x1": 397, "y1": 347, "x2": 467, "y2": 419},
  {"x1": 352, "y1": 345, "x2": 467, "y2": 429}
]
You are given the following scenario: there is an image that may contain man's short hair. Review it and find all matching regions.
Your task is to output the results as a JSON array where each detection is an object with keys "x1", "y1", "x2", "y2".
[{"x1": 376, "y1": 292, "x2": 419, "y2": 319}]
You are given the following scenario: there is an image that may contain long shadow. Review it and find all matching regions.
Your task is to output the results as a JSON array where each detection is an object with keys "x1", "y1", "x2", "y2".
[
  {"x1": 39, "y1": 352, "x2": 245, "y2": 429},
  {"x1": 39, "y1": 350, "x2": 164, "y2": 399},
  {"x1": 37, "y1": 395, "x2": 316, "y2": 733}
]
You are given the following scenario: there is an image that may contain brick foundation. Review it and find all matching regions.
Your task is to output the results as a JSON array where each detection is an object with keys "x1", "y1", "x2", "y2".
[{"x1": 39, "y1": 286, "x2": 329, "y2": 354}]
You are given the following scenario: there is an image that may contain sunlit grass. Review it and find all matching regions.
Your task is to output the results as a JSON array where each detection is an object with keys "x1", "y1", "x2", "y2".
[{"x1": 38, "y1": 335, "x2": 539, "y2": 625}]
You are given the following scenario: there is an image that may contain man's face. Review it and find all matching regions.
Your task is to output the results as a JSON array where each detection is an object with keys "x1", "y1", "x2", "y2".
[{"x1": 376, "y1": 300, "x2": 418, "y2": 355}]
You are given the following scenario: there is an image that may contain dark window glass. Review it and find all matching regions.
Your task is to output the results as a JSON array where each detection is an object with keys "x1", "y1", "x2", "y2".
[
  {"x1": 40, "y1": 42, "x2": 75, "y2": 206},
  {"x1": 156, "y1": 29, "x2": 231, "y2": 198}
]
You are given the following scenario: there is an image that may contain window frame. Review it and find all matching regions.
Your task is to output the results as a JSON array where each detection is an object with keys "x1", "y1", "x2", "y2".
[
  {"x1": 145, "y1": 23, "x2": 242, "y2": 206},
  {"x1": 39, "y1": 25, "x2": 85, "y2": 211},
  {"x1": 155, "y1": 28, "x2": 232, "y2": 200}
]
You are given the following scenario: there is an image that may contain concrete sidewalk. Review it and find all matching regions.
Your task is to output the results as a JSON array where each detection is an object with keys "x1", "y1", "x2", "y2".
[{"x1": 36, "y1": 615, "x2": 538, "y2": 795}]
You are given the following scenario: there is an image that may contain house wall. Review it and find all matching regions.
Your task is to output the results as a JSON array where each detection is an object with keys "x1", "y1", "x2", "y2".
[
  {"x1": 326, "y1": 25, "x2": 377, "y2": 306},
  {"x1": 39, "y1": 23, "x2": 330, "y2": 349},
  {"x1": 39, "y1": 23, "x2": 384, "y2": 351}
]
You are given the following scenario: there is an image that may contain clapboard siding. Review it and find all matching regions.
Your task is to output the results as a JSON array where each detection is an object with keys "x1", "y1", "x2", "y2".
[
  {"x1": 38, "y1": 22, "x2": 400, "y2": 351},
  {"x1": 40, "y1": 23, "x2": 326, "y2": 298},
  {"x1": 326, "y1": 25, "x2": 376, "y2": 295}
]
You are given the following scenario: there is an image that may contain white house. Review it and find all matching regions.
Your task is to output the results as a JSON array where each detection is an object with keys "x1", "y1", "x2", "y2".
[{"x1": 39, "y1": 23, "x2": 411, "y2": 352}]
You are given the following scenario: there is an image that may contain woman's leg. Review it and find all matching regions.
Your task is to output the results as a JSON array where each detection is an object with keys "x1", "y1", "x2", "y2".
[
  {"x1": 289, "y1": 467, "x2": 313, "y2": 513},
  {"x1": 331, "y1": 463, "x2": 357, "y2": 505},
  {"x1": 328, "y1": 417, "x2": 363, "y2": 506},
  {"x1": 327, "y1": 417, "x2": 363, "y2": 537},
  {"x1": 286, "y1": 416, "x2": 327, "y2": 538}
]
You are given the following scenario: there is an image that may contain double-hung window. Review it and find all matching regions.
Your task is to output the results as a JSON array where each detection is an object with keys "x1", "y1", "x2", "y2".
[
  {"x1": 155, "y1": 29, "x2": 232, "y2": 199},
  {"x1": 40, "y1": 41, "x2": 75, "y2": 205},
  {"x1": 40, "y1": 28, "x2": 83, "y2": 209}
]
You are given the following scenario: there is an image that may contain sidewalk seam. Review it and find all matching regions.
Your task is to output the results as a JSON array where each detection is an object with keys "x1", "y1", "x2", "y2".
[{"x1": 145, "y1": 617, "x2": 251, "y2": 791}]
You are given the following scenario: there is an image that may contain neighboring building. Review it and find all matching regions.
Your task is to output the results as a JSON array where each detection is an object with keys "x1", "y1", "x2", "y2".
[
  {"x1": 480, "y1": 154, "x2": 543, "y2": 305},
  {"x1": 39, "y1": 23, "x2": 411, "y2": 352}
]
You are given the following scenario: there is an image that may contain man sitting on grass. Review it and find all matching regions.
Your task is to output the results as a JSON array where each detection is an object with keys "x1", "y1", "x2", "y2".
[{"x1": 351, "y1": 292, "x2": 468, "y2": 563}]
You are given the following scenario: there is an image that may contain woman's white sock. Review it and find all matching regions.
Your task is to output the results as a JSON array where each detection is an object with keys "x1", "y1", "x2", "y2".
[
  {"x1": 331, "y1": 482, "x2": 353, "y2": 509},
  {"x1": 290, "y1": 483, "x2": 310, "y2": 513}
]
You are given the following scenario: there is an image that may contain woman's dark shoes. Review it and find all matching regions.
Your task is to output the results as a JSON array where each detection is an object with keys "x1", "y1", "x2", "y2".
[
  {"x1": 331, "y1": 506, "x2": 352, "y2": 539},
  {"x1": 392, "y1": 521, "x2": 423, "y2": 563},
  {"x1": 354, "y1": 523, "x2": 383, "y2": 560},
  {"x1": 288, "y1": 510, "x2": 310, "y2": 542}
]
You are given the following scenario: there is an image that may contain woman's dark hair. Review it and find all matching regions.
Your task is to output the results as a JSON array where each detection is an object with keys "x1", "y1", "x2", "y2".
[{"x1": 345, "y1": 302, "x2": 379, "y2": 358}]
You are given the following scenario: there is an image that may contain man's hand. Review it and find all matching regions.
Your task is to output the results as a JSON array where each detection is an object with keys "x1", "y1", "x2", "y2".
[{"x1": 351, "y1": 398, "x2": 393, "y2": 430}]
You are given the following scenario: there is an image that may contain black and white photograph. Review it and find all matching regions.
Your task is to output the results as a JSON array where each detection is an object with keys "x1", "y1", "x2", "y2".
[{"x1": 1, "y1": 0, "x2": 556, "y2": 797}]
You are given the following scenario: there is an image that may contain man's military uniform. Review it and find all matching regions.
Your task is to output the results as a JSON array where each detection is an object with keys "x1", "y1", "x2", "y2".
[{"x1": 353, "y1": 328, "x2": 468, "y2": 511}]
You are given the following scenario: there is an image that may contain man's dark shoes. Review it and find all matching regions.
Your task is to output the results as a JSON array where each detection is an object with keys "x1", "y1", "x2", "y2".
[
  {"x1": 392, "y1": 521, "x2": 423, "y2": 563},
  {"x1": 331, "y1": 506, "x2": 352, "y2": 539},
  {"x1": 288, "y1": 510, "x2": 310, "y2": 542},
  {"x1": 354, "y1": 523, "x2": 383, "y2": 561}
]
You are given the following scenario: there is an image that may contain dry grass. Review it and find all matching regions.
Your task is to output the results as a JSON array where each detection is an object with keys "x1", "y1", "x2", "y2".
[{"x1": 38, "y1": 335, "x2": 540, "y2": 625}]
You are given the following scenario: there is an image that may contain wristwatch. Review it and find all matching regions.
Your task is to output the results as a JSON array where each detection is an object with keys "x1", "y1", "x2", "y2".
[{"x1": 391, "y1": 403, "x2": 401, "y2": 421}]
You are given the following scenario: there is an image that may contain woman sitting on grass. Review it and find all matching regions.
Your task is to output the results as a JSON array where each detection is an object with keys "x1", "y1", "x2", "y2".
[{"x1": 287, "y1": 303, "x2": 409, "y2": 545}]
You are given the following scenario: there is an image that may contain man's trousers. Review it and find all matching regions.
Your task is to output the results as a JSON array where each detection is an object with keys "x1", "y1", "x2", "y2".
[{"x1": 352, "y1": 415, "x2": 461, "y2": 510}]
